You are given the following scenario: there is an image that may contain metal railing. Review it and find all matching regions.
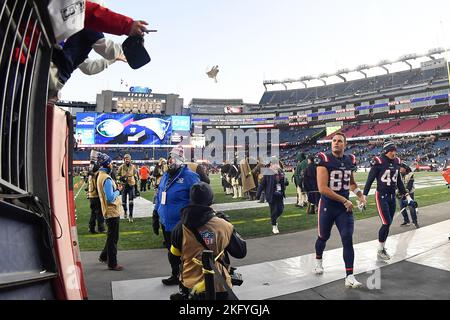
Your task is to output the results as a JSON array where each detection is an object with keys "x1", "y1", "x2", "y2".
[
  {"x1": 0, "y1": 0, "x2": 58, "y2": 299},
  {"x1": 0, "y1": 0, "x2": 54, "y2": 197}
]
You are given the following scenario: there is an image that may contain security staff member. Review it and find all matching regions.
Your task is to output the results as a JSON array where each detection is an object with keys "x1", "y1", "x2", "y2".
[
  {"x1": 170, "y1": 182, "x2": 247, "y2": 300},
  {"x1": 96, "y1": 152, "x2": 124, "y2": 271},
  {"x1": 153, "y1": 146, "x2": 200, "y2": 286},
  {"x1": 117, "y1": 154, "x2": 139, "y2": 222}
]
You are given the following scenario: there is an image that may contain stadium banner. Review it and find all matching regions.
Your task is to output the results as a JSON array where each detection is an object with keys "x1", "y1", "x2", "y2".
[
  {"x1": 75, "y1": 113, "x2": 191, "y2": 147},
  {"x1": 318, "y1": 128, "x2": 450, "y2": 143}
]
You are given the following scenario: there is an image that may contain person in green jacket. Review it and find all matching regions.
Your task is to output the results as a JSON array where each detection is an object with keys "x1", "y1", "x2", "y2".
[{"x1": 293, "y1": 152, "x2": 308, "y2": 207}]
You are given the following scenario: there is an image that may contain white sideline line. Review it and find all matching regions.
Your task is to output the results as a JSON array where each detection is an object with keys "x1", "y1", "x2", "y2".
[{"x1": 74, "y1": 182, "x2": 86, "y2": 200}]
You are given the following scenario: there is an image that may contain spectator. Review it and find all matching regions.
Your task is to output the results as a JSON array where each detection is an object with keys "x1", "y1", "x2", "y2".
[
  {"x1": 256, "y1": 156, "x2": 286, "y2": 235},
  {"x1": 49, "y1": 0, "x2": 149, "y2": 98},
  {"x1": 169, "y1": 182, "x2": 247, "y2": 300}
]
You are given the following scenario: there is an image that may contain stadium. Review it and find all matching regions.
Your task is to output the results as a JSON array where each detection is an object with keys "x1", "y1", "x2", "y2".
[{"x1": 1, "y1": 0, "x2": 450, "y2": 307}]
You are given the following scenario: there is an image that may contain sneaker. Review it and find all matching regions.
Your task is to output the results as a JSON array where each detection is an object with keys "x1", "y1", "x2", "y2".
[
  {"x1": 377, "y1": 249, "x2": 391, "y2": 261},
  {"x1": 162, "y1": 275, "x2": 180, "y2": 286},
  {"x1": 124, "y1": 213, "x2": 128, "y2": 219},
  {"x1": 400, "y1": 222, "x2": 411, "y2": 227},
  {"x1": 413, "y1": 222, "x2": 420, "y2": 229},
  {"x1": 272, "y1": 225, "x2": 280, "y2": 235},
  {"x1": 313, "y1": 259, "x2": 324, "y2": 275},
  {"x1": 345, "y1": 274, "x2": 363, "y2": 289},
  {"x1": 128, "y1": 218, "x2": 134, "y2": 223},
  {"x1": 108, "y1": 265, "x2": 124, "y2": 271},
  {"x1": 98, "y1": 258, "x2": 107, "y2": 264},
  {"x1": 88, "y1": 229, "x2": 98, "y2": 234}
]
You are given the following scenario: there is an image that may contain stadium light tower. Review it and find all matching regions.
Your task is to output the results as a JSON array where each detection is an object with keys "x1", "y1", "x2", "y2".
[
  {"x1": 318, "y1": 73, "x2": 328, "y2": 85},
  {"x1": 356, "y1": 64, "x2": 370, "y2": 78},
  {"x1": 377, "y1": 60, "x2": 391, "y2": 74},
  {"x1": 336, "y1": 68, "x2": 350, "y2": 82},
  {"x1": 300, "y1": 75, "x2": 314, "y2": 88},
  {"x1": 400, "y1": 54, "x2": 418, "y2": 70}
]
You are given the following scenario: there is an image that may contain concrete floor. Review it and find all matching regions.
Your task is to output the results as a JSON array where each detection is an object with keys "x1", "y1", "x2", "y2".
[{"x1": 81, "y1": 201, "x2": 450, "y2": 300}]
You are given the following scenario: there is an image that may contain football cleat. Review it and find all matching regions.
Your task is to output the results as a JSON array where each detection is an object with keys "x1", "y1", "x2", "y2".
[
  {"x1": 377, "y1": 249, "x2": 391, "y2": 261},
  {"x1": 345, "y1": 274, "x2": 363, "y2": 289},
  {"x1": 313, "y1": 259, "x2": 324, "y2": 275}
]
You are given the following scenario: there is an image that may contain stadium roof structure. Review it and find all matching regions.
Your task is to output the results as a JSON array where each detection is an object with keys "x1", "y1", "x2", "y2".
[
  {"x1": 189, "y1": 98, "x2": 244, "y2": 106},
  {"x1": 263, "y1": 48, "x2": 450, "y2": 91}
]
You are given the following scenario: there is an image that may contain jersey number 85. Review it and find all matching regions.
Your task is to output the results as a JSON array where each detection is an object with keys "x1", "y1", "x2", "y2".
[{"x1": 330, "y1": 170, "x2": 351, "y2": 191}]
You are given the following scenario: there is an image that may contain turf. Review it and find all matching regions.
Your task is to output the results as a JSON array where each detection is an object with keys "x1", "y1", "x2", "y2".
[{"x1": 73, "y1": 172, "x2": 448, "y2": 251}]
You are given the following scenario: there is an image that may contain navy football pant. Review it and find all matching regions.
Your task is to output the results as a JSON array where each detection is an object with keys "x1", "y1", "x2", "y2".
[
  {"x1": 315, "y1": 199, "x2": 355, "y2": 276},
  {"x1": 375, "y1": 192, "x2": 396, "y2": 243}
]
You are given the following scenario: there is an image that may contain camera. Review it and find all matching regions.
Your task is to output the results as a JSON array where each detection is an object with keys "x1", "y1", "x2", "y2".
[{"x1": 230, "y1": 267, "x2": 243, "y2": 286}]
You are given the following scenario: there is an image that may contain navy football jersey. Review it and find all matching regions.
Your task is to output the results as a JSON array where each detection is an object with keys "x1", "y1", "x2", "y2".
[
  {"x1": 363, "y1": 154, "x2": 407, "y2": 196},
  {"x1": 315, "y1": 152, "x2": 357, "y2": 206}
]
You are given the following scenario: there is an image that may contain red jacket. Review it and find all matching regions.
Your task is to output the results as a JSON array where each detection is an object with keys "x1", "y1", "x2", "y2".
[{"x1": 85, "y1": 1, "x2": 134, "y2": 36}]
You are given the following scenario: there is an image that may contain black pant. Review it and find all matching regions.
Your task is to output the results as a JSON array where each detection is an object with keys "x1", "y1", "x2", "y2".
[
  {"x1": 162, "y1": 224, "x2": 181, "y2": 277},
  {"x1": 89, "y1": 198, "x2": 105, "y2": 232},
  {"x1": 307, "y1": 192, "x2": 320, "y2": 206},
  {"x1": 122, "y1": 184, "x2": 135, "y2": 217},
  {"x1": 269, "y1": 194, "x2": 284, "y2": 226},
  {"x1": 100, "y1": 217, "x2": 120, "y2": 268},
  {"x1": 140, "y1": 179, "x2": 148, "y2": 192}
]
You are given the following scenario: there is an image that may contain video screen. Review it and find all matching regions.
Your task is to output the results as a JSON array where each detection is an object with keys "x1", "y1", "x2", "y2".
[{"x1": 75, "y1": 113, "x2": 191, "y2": 147}]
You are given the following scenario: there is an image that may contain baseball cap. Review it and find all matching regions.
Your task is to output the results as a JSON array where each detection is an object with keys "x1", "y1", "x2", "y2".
[{"x1": 122, "y1": 36, "x2": 151, "y2": 70}]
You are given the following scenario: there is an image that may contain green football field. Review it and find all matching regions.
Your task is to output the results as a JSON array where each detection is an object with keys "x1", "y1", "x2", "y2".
[{"x1": 73, "y1": 172, "x2": 448, "y2": 251}]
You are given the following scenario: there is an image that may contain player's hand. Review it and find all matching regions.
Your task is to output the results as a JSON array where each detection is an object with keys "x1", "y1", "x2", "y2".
[
  {"x1": 129, "y1": 20, "x2": 149, "y2": 37},
  {"x1": 343, "y1": 200, "x2": 353, "y2": 212},
  {"x1": 358, "y1": 195, "x2": 367, "y2": 207},
  {"x1": 116, "y1": 54, "x2": 127, "y2": 63}
]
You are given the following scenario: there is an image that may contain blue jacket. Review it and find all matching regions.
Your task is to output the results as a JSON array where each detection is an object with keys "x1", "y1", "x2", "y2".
[
  {"x1": 256, "y1": 168, "x2": 286, "y2": 204},
  {"x1": 155, "y1": 166, "x2": 200, "y2": 231}
]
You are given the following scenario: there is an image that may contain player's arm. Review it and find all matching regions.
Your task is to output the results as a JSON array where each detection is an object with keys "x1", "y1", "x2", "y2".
[
  {"x1": 350, "y1": 172, "x2": 367, "y2": 206},
  {"x1": 317, "y1": 166, "x2": 353, "y2": 211},
  {"x1": 363, "y1": 166, "x2": 377, "y2": 196}
]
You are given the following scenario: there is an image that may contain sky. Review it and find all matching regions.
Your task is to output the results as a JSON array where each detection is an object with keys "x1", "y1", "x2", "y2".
[{"x1": 60, "y1": 0, "x2": 450, "y2": 105}]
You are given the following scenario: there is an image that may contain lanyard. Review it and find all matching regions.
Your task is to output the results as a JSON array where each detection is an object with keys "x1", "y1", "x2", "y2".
[{"x1": 163, "y1": 166, "x2": 184, "y2": 193}]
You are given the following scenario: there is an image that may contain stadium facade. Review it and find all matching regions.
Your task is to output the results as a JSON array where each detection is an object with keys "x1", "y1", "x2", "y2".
[{"x1": 72, "y1": 50, "x2": 450, "y2": 170}]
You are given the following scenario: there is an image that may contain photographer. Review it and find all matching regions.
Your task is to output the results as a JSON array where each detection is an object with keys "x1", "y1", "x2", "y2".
[
  {"x1": 117, "y1": 154, "x2": 139, "y2": 222},
  {"x1": 169, "y1": 182, "x2": 247, "y2": 300},
  {"x1": 398, "y1": 163, "x2": 419, "y2": 229},
  {"x1": 86, "y1": 163, "x2": 106, "y2": 234}
]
